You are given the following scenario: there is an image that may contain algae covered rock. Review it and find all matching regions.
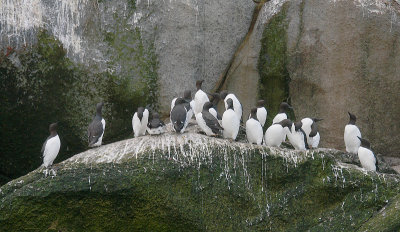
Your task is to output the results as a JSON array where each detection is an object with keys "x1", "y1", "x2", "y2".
[{"x1": 1, "y1": 132, "x2": 400, "y2": 231}]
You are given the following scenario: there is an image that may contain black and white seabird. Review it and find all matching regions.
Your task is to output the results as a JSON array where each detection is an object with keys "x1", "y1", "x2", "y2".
[
  {"x1": 147, "y1": 112, "x2": 166, "y2": 135},
  {"x1": 246, "y1": 108, "x2": 263, "y2": 145},
  {"x1": 344, "y1": 112, "x2": 362, "y2": 154},
  {"x1": 132, "y1": 107, "x2": 149, "y2": 137},
  {"x1": 196, "y1": 102, "x2": 223, "y2": 136},
  {"x1": 171, "y1": 98, "x2": 191, "y2": 133},
  {"x1": 357, "y1": 137, "x2": 378, "y2": 171},
  {"x1": 222, "y1": 98, "x2": 240, "y2": 140},
  {"x1": 42, "y1": 123, "x2": 61, "y2": 168},
  {"x1": 286, "y1": 121, "x2": 309, "y2": 150},
  {"x1": 272, "y1": 102, "x2": 292, "y2": 124},
  {"x1": 193, "y1": 80, "x2": 209, "y2": 115},
  {"x1": 256, "y1": 100, "x2": 267, "y2": 127},
  {"x1": 88, "y1": 102, "x2": 106, "y2": 147},
  {"x1": 220, "y1": 90, "x2": 242, "y2": 122},
  {"x1": 301, "y1": 118, "x2": 323, "y2": 148},
  {"x1": 208, "y1": 92, "x2": 222, "y2": 120},
  {"x1": 264, "y1": 119, "x2": 292, "y2": 147}
]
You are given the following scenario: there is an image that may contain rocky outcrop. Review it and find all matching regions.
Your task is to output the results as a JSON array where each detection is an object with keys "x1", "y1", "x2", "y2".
[
  {"x1": 253, "y1": 0, "x2": 400, "y2": 156},
  {"x1": 1, "y1": 131, "x2": 400, "y2": 231}
]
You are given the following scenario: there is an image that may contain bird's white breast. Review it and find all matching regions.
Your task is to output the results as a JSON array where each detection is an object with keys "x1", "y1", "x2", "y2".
[
  {"x1": 272, "y1": 113, "x2": 287, "y2": 124},
  {"x1": 194, "y1": 90, "x2": 209, "y2": 115},
  {"x1": 358, "y1": 147, "x2": 376, "y2": 171},
  {"x1": 43, "y1": 135, "x2": 61, "y2": 168},
  {"x1": 246, "y1": 118, "x2": 263, "y2": 145},
  {"x1": 265, "y1": 124, "x2": 285, "y2": 147},
  {"x1": 257, "y1": 107, "x2": 267, "y2": 127},
  {"x1": 222, "y1": 109, "x2": 240, "y2": 140},
  {"x1": 344, "y1": 125, "x2": 361, "y2": 154}
]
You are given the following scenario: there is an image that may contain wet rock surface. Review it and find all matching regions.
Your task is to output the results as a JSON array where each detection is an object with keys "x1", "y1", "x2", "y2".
[{"x1": 1, "y1": 129, "x2": 400, "y2": 231}]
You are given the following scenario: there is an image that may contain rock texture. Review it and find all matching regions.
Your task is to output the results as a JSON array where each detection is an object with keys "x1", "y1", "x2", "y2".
[
  {"x1": 1, "y1": 130, "x2": 400, "y2": 231},
  {"x1": 252, "y1": 0, "x2": 400, "y2": 156},
  {"x1": 286, "y1": 0, "x2": 400, "y2": 156}
]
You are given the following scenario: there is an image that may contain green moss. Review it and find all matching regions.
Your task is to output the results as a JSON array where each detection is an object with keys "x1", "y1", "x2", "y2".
[
  {"x1": 1, "y1": 144, "x2": 399, "y2": 231},
  {"x1": 0, "y1": 24, "x2": 159, "y2": 185},
  {"x1": 258, "y1": 3, "x2": 293, "y2": 127}
]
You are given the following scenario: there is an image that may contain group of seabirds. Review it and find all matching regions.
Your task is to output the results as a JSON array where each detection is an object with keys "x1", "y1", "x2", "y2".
[{"x1": 41, "y1": 80, "x2": 378, "y2": 175}]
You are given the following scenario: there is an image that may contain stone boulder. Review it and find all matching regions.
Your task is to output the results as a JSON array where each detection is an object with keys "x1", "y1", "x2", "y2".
[{"x1": 1, "y1": 131, "x2": 400, "y2": 231}]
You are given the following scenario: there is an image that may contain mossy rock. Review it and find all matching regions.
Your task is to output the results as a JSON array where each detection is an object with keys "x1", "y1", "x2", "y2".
[{"x1": 1, "y1": 132, "x2": 400, "y2": 231}]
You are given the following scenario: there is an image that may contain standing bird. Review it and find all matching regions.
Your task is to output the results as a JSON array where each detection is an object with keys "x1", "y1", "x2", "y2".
[
  {"x1": 132, "y1": 107, "x2": 149, "y2": 137},
  {"x1": 88, "y1": 102, "x2": 106, "y2": 147},
  {"x1": 220, "y1": 90, "x2": 242, "y2": 122},
  {"x1": 264, "y1": 119, "x2": 293, "y2": 147},
  {"x1": 193, "y1": 80, "x2": 209, "y2": 115},
  {"x1": 147, "y1": 112, "x2": 166, "y2": 135},
  {"x1": 286, "y1": 121, "x2": 309, "y2": 150},
  {"x1": 357, "y1": 137, "x2": 378, "y2": 171},
  {"x1": 272, "y1": 102, "x2": 292, "y2": 124},
  {"x1": 246, "y1": 108, "x2": 263, "y2": 145},
  {"x1": 208, "y1": 92, "x2": 222, "y2": 120},
  {"x1": 196, "y1": 102, "x2": 223, "y2": 136},
  {"x1": 42, "y1": 123, "x2": 61, "y2": 168},
  {"x1": 301, "y1": 118, "x2": 323, "y2": 148},
  {"x1": 171, "y1": 98, "x2": 191, "y2": 133},
  {"x1": 256, "y1": 100, "x2": 268, "y2": 127},
  {"x1": 222, "y1": 98, "x2": 240, "y2": 140},
  {"x1": 344, "y1": 112, "x2": 361, "y2": 154}
]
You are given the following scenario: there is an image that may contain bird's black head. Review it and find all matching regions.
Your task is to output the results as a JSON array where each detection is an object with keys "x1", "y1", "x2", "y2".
[
  {"x1": 209, "y1": 93, "x2": 220, "y2": 105},
  {"x1": 175, "y1": 98, "x2": 187, "y2": 105},
  {"x1": 220, "y1": 90, "x2": 228, "y2": 100},
  {"x1": 294, "y1": 121, "x2": 303, "y2": 131},
  {"x1": 203, "y1": 102, "x2": 214, "y2": 111},
  {"x1": 183, "y1": 90, "x2": 192, "y2": 101},
  {"x1": 137, "y1": 107, "x2": 145, "y2": 120},
  {"x1": 49, "y1": 123, "x2": 58, "y2": 134},
  {"x1": 226, "y1": 98, "x2": 234, "y2": 110},
  {"x1": 250, "y1": 107, "x2": 258, "y2": 120},
  {"x1": 348, "y1": 112, "x2": 356, "y2": 125},
  {"x1": 174, "y1": 120, "x2": 184, "y2": 132},
  {"x1": 96, "y1": 102, "x2": 104, "y2": 115},
  {"x1": 196, "y1": 80, "x2": 204, "y2": 90},
  {"x1": 279, "y1": 102, "x2": 292, "y2": 113},
  {"x1": 312, "y1": 118, "x2": 323, "y2": 122},
  {"x1": 358, "y1": 136, "x2": 371, "y2": 149},
  {"x1": 257, "y1": 100, "x2": 265, "y2": 107},
  {"x1": 278, "y1": 119, "x2": 293, "y2": 133}
]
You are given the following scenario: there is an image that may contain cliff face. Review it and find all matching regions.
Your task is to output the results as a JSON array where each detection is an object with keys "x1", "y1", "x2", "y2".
[
  {"x1": 1, "y1": 0, "x2": 400, "y2": 188},
  {"x1": 1, "y1": 132, "x2": 400, "y2": 231}
]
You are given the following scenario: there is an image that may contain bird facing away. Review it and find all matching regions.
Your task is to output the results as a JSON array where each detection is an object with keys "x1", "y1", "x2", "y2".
[
  {"x1": 357, "y1": 136, "x2": 378, "y2": 171},
  {"x1": 222, "y1": 98, "x2": 240, "y2": 140},
  {"x1": 132, "y1": 107, "x2": 149, "y2": 137},
  {"x1": 194, "y1": 80, "x2": 209, "y2": 115},
  {"x1": 88, "y1": 102, "x2": 106, "y2": 147},
  {"x1": 147, "y1": 112, "x2": 166, "y2": 135},
  {"x1": 265, "y1": 119, "x2": 293, "y2": 147},
  {"x1": 344, "y1": 112, "x2": 361, "y2": 154},
  {"x1": 301, "y1": 118, "x2": 323, "y2": 148},
  {"x1": 220, "y1": 90, "x2": 243, "y2": 122},
  {"x1": 42, "y1": 123, "x2": 61, "y2": 168},
  {"x1": 272, "y1": 102, "x2": 292, "y2": 124},
  {"x1": 171, "y1": 98, "x2": 191, "y2": 133},
  {"x1": 196, "y1": 102, "x2": 223, "y2": 136},
  {"x1": 246, "y1": 108, "x2": 263, "y2": 145},
  {"x1": 208, "y1": 92, "x2": 222, "y2": 120}
]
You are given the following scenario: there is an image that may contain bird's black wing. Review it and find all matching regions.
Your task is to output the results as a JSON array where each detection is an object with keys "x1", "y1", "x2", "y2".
[
  {"x1": 300, "y1": 128, "x2": 310, "y2": 150},
  {"x1": 310, "y1": 122, "x2": 318, "y2": 137},
  {"x1": 203, "y1": 111, "x2": 223, "y2": 134},
  {"x1": 88, "y1": 118, "x2": 104, "y2": 146}
]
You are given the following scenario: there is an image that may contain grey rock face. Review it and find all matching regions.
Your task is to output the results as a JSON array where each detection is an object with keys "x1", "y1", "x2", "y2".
[{"x1": 285, "y1": 0, "x2": 400, "y2": 157}]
